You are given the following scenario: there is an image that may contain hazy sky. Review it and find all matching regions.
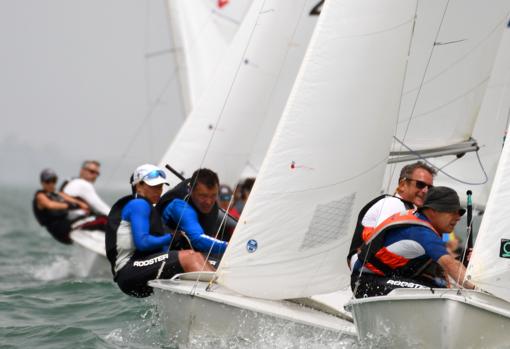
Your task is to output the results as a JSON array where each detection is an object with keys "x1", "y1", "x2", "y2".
[{"x1": 0, "y1": 0, "x2": 186, "y2": 189}]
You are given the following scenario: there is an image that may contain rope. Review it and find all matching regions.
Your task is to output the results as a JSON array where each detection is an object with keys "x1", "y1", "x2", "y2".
[{"x1": 392, "y1": 136, "x2": 489, "y2": 186}]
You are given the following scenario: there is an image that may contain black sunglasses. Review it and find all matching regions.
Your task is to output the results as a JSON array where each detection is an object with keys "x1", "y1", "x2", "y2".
[
  {"x1": 84, "y1": 167, "x2": 100, "y2": 176},
  {"x1": 405, "y1": 178, "x2": 433, "y2": 190}
]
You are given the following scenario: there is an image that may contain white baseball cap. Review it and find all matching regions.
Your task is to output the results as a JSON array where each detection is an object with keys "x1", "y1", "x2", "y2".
[{"x1": 131, "y1": 164, "x2": 168, "y2": 187}]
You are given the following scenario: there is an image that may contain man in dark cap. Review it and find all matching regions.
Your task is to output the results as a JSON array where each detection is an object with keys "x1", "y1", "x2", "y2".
[
  {"x1": 33, "y1": 168, "x2": 89, "y2": 244},
  {"x1": 350, "y1": 186, "x2": 475, "y2": 298}
]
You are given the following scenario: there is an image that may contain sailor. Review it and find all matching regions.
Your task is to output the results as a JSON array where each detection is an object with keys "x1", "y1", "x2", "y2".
[
  {"x1": 351, "y1": 186, "x2": 476, "y2": 298},
  {"x1": 62, "y1": 160, "x2": 110, "y2": 217},
  {"x1": 347, "y1": 161, "x2": 436, "y2": 267},
  {"x1": 106, "y1": 164, "x2": 214, "y2": 298},
  {"x1": 229, "y1": 177, "x2": 255, "y2": 219},
  {"x1": 33, "y1": 168, "x2": 90, "y2": 244},
  {"x1": 156, "y1": 168, "x2": 232, "y2": 256}
]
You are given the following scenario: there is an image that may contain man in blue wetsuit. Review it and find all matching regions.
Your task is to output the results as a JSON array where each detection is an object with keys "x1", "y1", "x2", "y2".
[
  {"x1": 157, "y1": 168, "x2": 231, "y2": 259},
  {"x1": 106, "y1": 164, "x2": 214, "y2": 298},
  {"x1": 351, "y1": 186, "x2": 476, "y2": 298}
]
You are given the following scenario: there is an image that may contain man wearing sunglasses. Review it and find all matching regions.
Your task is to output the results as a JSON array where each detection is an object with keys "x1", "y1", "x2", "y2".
[
  {"x1": 33, "y1": 168, "x2": 90, "y2": 244},
  {"x1": 347, "y1": 161, "x2": 436, "y2": 267},
  {"x1": 62, "y1": 160, "x2": 110, "y2": 217},
  {"x1": 350, "y1": 186, "x2": 475, "y2": 298},
  {"x1": 106, "y1": 164, "x2": 214, "y2": 298}
]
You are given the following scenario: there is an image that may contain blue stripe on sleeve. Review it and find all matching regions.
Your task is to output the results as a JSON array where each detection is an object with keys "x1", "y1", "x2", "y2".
[{"x1": 122, "y1": 198, "x2": 172, "y2": 252}]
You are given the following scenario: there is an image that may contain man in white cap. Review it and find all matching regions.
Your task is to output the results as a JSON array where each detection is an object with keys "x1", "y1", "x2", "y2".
[{"x1": 106, "y1": 164, "x2": 214, "y2": 298}]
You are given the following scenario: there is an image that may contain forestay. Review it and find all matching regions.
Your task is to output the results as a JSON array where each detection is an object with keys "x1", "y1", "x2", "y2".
[
  {"x1": 166, "y1": 0, "x2": 252, "y2": 114},
  {"x1": 392, "y1": 0, "x2": 509, "y2": 153},
  {"x1": 159, "y1": 0, "x2": 319, "y2": 186},
  {"x1": 467, "y1": 120, "x2": 510, "y2": 302},
  {"x1": 216, "y1": 0, "x2": 417, "y2": 300}
]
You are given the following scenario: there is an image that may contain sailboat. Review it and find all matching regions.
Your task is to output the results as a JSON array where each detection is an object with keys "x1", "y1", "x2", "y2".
[
  {"x1": 69, "y1": 228, "x2": 110, "y2": 278},
  {"x1": 61, "y1": 1, "x2": 250, "y2": 278},
  {"x1": 149, "y1": 0, "x2": 417, "y2": 344},
  {"x1": 347, "y1": 1, "x2": 510, "y2": 347}
]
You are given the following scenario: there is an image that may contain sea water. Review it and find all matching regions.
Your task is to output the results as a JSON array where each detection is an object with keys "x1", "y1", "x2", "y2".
[{"x1": 0, "y1": 185, "x2": 361, "y2": 348}]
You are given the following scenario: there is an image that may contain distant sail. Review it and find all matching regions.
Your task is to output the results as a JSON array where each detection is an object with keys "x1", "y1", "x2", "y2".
[
  {"x1": 217, "y1": 0, "x2": 416, "y2": 300},
  {"x1": 166, "y1": 0, "x2": 251, "y2": 114},
  {"x1": 160, "y1": 0, "x2": 318, "y2": 185}
]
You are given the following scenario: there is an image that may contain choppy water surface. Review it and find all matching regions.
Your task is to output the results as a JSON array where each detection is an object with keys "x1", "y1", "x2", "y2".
[{"x1": 0, "y1": 186, "x2": 360, "y2": 348}]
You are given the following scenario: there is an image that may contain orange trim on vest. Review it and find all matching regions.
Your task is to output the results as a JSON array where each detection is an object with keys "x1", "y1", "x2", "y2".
[
  {"x1": 364, "y1": 209, "x2": 439, "y2": 243},
  {"x1": 361, "y1": 210, "x2": 440, "y2": 275}
]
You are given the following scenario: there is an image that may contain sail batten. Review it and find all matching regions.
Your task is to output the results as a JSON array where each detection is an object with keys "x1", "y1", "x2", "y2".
[{"x1": 216, "y1": 0, "x2": 417, "y2": 300}]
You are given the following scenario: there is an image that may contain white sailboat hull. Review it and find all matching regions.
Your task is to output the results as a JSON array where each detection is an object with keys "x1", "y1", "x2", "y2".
[
  {"x1": 149, "y1": 277, "x2": 356, "y2": 347},
  {"x1": 69, "y1": 229, "x2": 110, "y2": 278},
  {"x1": 347, "y1": 288, "x2": 510, "y2": 348}
]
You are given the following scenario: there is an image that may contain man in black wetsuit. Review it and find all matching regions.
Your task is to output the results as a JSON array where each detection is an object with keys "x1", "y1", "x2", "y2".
[{"x1": 32, "y1": 169, "x2": 89, "y2": 244}]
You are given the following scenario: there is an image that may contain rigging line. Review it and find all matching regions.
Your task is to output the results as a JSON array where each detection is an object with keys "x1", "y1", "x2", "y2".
[
  {"x1": 392, "y1": 136, "x2": 489, "y2": 186},
  {"x1": 165, "y1": 0, "x2": 236, "y2": 112},
  {"x1": 190, "y1": 194, "x2": 236, "y2": 294},
  {"x1": 403, "y1": 14, "x2": 510, "y2": 96},
  {"x1": 397, "y1": 0, "x2": 451, "y2": 156},
  {"x1": 103, "y1": 66, "x2": 179, "y2": 186},
  {"x1": 243, "y1": 0, "x2": 313, "y2": 161},
  {"x1": 194, "y1": 0, "x2": 269, "y2": 172},
  {"x1": 386, "y1": 0, "x2": 420, "y2": 195}
]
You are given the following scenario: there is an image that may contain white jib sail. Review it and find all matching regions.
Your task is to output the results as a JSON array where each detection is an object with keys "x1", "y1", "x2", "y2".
[
  {"x1": 166, "y1": 0, "x2": 251, "y2": 114},
  {"x1": 392, "y1": 0, "x2": 510, "y2": 153},
  {"x1": 160, "y1": 0, "x2": 318, "y2": 186},
  {"x1": 467, "y1": 123, "x2": 510, "y2": 302},
  {"x1": 216, "y1": 0, "x2": 417, "y2": 300}
]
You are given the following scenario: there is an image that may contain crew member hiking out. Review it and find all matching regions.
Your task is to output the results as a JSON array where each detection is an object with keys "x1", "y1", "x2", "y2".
[
  {"x1": 106, "y1": 164, "x2": 214, "y2": 298},
  {"x1": 351, "y1": 186, "x2": 476, "y2": 298},
  {"x1": 33, "y1": 168, "x2": 90, "y2": 244},
  {"x1": 347, "y1": 161, "x2": 436, "y2": 267},
  {"x1": 156, "y1": 168, "x2": 234, "y2": 260}
]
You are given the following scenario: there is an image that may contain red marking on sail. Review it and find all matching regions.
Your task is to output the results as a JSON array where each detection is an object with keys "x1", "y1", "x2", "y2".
[{"x1": 218, "y1": 0, "x2": 229, "y2": 8}]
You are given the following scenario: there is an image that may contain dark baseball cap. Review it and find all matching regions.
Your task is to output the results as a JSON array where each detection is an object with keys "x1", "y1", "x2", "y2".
[
  {"x1": 40, "y1": 168, "x2": 57, "y2": 182},
  {"x1": 421, "y1": 186, "x2": 466, "y2": 216}
]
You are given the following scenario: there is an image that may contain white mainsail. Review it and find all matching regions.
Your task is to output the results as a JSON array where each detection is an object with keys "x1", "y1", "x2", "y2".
[
  {"x1": 159, "y1": 0, "x2": 318, "y2": 186},
  {"x1": 392, "y1": 0, "x2": 509, "y2": 154},
  {"x1": 216, "y1": 0, "x2": 417, "y2": 300},
  {"x1": 166, "y1": 0, "x2": 252, "y2": 114},
  {"x1": 383, "y1": 1, "x2": 510, "y2": 209},
  {"x1": 431, "y1": 23, "x2": 510, "y2": 207}
]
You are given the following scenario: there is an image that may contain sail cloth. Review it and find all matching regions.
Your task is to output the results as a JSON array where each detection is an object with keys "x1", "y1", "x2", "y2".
[
  {"x1": 216, "y1": 0, "x2": 417, "y2": 300},
  {"x1": 431, "y1": 25, "x2": 510, "y2": 208},
  {"x1": 392, "y1": 0, "x2": 510, "y2": 153},
  {"x1": 166, "y1": 0, "x2": 252, "y2": 114},
  {"x1": 159, "y1": 0, "x2": 318, "y2": 186},
  {"x1": 467, "y1": 118, "x2": 510, "y2": 303}
]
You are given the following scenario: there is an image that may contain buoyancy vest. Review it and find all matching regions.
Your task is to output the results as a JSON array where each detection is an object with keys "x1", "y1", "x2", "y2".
[
  {"x1": 32, "y1": 190, "x2": 73, "y2": 244},
  {"x1": 156, "y1": 180, "x2": 236, "y2": 244},
  {"x1": 105, "y1": 194, "x2": 168, "y2": 276},
  {"x1": 32, "y1": 191, "x2": 68, "y2": 226},
  {"x1": 347, "y1": 194, "x2": 414, "y2": 263},
  {"x1": 357, "y1": 210, "x2": 445, "y2": 281}
]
